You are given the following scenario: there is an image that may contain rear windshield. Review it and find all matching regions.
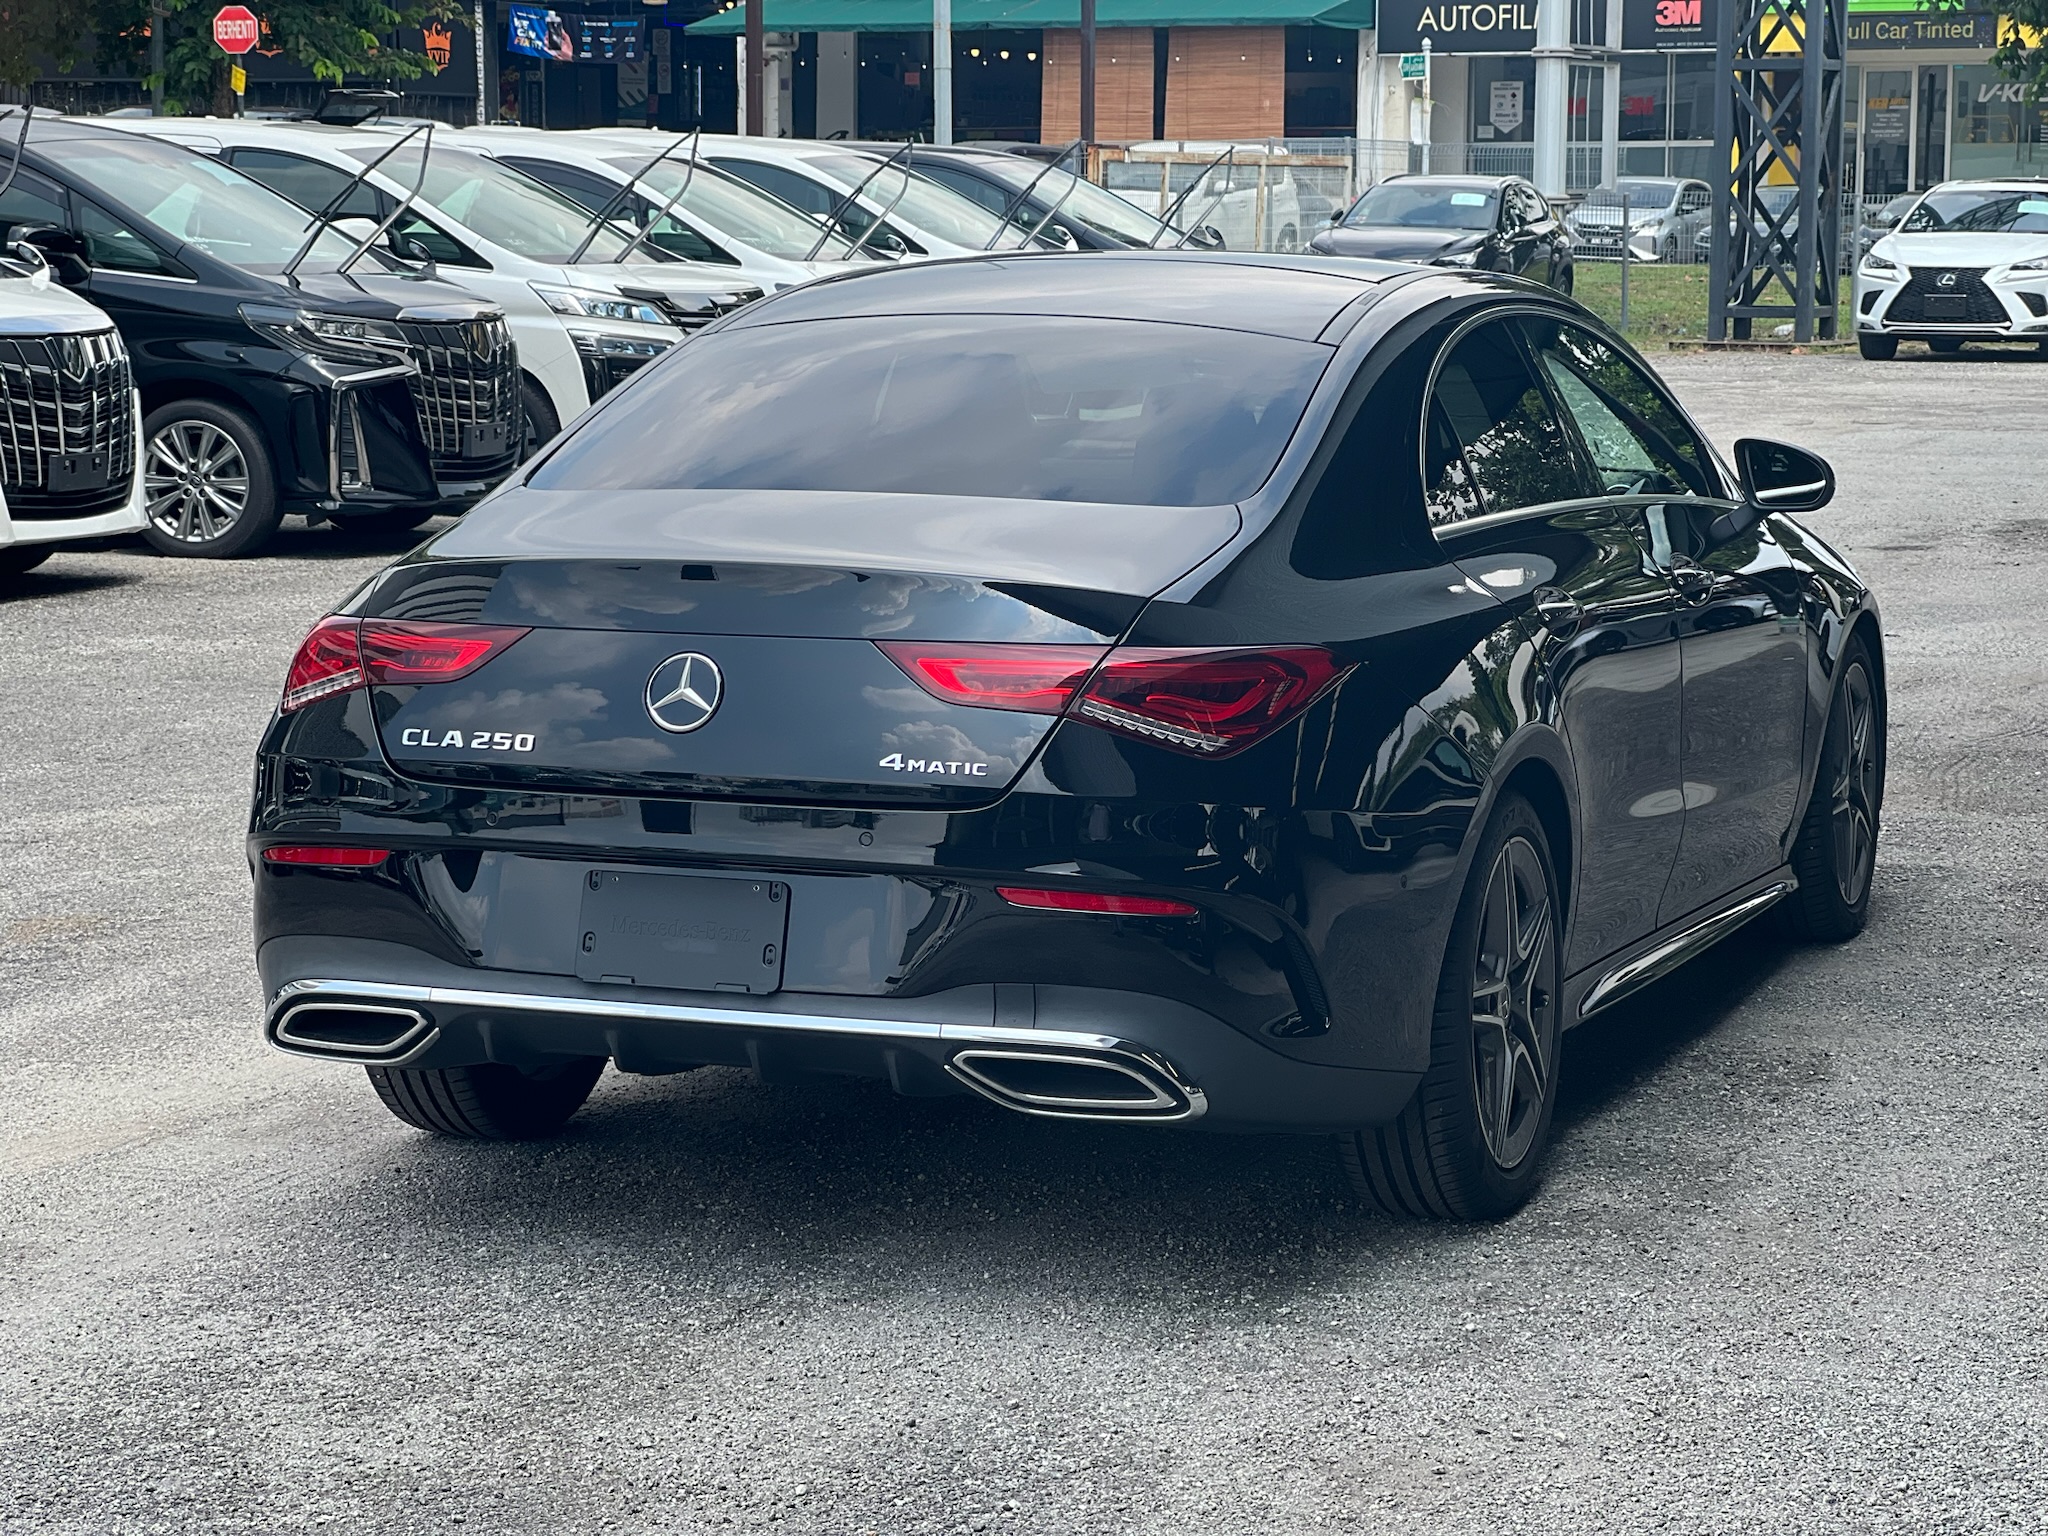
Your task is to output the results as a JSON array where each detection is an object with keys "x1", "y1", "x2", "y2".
[{"x1": 530, "y1": 315, "x2": 1329, "y2": 507}]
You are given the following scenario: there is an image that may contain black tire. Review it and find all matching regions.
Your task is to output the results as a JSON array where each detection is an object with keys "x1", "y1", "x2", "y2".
[
  {"x1": 139, "y1": 399, "x2": 282, "y2": 558},
  {"x1": 1339, "y1": 794, "x2": 1562, "y2": 1221},
  {"x1": 1555, "y1": 261, "x2": 1574, "y2": 297},
  {"x1": 1779, "y1": 637, "x2": 1883, "y2": 943},
  {"x1": 1928, "y1": 337, "x2": 1964, "y2": 355},
  {"x1": 1857, "y1": 333, "x2": 1898, "y2": 361},
  {"x1": 519, "y1": 376, "x2": 561, "y2": 462},
  {"x1": 0, "y1": 546, "x2": 53, "y2": 579},
  {"x1": 1661, "y1": 235, "x2": 1679, "y2": 263},
  {"x1": 366, "y1": 1057, "x2": 607, "y2": 1139}
]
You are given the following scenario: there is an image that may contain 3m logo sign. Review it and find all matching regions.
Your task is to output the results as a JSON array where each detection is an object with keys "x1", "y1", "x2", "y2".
[{"x1": 1656, "y1": 0, "x2": 1702, "y2": 24}]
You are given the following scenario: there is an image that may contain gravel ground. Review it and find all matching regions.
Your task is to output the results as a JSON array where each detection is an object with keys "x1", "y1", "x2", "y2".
[{"x1": 2, "y1": 350, "x2": 2045, "y2": 1535}]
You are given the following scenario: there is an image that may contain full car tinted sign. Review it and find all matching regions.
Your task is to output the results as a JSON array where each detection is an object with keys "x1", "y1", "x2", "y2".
[{"x1": 1377, "y1": 0, "x2": 1538, "y2": 51}]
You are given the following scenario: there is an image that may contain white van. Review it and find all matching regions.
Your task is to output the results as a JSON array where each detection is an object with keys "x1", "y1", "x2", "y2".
[{"x1": 0, "y1": 239, "x2": 145, "y2": 577}]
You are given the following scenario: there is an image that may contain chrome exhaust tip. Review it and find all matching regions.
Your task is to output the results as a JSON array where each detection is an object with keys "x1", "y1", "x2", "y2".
[
  {"x1": 269, "y1": 1001, "x2": 438, "y2": 1064},
  {"x1": 946, "y1": 1047, "x2": 1204, "y2": 1122}
]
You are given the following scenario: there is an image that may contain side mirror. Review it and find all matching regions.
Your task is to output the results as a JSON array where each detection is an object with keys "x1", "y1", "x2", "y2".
[
  {"x1": 8, "y1": 225, "x2": 90, "y2": 287},
  {"x1": 1735, "y1": 437, "x2": 1834, "y2": 513},
  {"x1": 1188, "y1": 224, "x2": 1226, "y2": 251},
  {"x1": 1327, "y1": 210, "x2": 1343, "y2": 226}
]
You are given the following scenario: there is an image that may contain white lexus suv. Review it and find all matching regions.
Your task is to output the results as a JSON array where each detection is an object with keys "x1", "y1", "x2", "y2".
[{"x1": 1854, "y1": 179, "x2": 2048, "y2": 359}]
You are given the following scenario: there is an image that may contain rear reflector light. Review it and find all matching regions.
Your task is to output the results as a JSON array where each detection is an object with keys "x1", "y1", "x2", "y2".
[
  {"x1": 996, "y1": 886, "x2": 1198, "y2": 916},
  {"x1": 262, "y1": 846, "x2": 392, "y2": 867},
  {"x1": 879, "y1": 642, "x2": 1350, "y2": 758},
  {"x1": 280, "y1": 618, "x2": 530, "y2": 713}
]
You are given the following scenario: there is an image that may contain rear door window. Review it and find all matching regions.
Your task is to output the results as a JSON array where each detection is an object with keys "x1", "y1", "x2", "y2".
[
  {"x1": 228, "y1": 148, "x2": 380, "y2": 220},
  {"x1": 1424, "y1": 317, "x2": 1594, "y2": 527}
]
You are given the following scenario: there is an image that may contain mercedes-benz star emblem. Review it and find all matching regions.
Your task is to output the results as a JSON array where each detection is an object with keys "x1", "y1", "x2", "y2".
[{"x1": 645, "y1": 652, "x2": 723, "y2": 734}]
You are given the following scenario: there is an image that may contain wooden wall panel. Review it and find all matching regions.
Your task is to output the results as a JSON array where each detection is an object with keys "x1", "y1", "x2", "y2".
[
  {"x1": 1040, "y1": 29, "x2": 1155, "y2": 144},
  {"x1": 1163, "y1": 27, "x2": 1284, "y2": 141}
]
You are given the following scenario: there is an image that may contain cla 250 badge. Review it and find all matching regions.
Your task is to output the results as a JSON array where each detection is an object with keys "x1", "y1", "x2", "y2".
[{"x1": 399, "y1": 728, "x2": 537, "y2": 752}]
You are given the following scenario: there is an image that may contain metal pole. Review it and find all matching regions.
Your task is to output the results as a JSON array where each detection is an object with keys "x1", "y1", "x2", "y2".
[
  {"x1": 934, "y1": 0, "x2": 953, "y2": 145},
  {"x1": 1532, "y1": 0, "x2": 1570, "y2": 195},
  {"x1": 1619, "y1": 191, "x2": 1631, "y2": 333},
  {"x1": 1420, "y1": 39, "x2": 1432, "y2": 176},
  {"x1": 1796, "y1": 0, "x2": 1822, "y2": 342},
  {"x1": 1079, "y1": 0, "x2": 1096, "y2": 148},
  {"x1": 745, "y1": 0, "x2": 764, "y2": 135},
  {"x1": 1708, "y1": 0, "x2": 1735, "y2": 341},
  {"x1": 150, "y1": 2, "x2": 165, "y2": 114},
  {"x1": 474, "y1": 0, "x2": 488, "y2": 127}
]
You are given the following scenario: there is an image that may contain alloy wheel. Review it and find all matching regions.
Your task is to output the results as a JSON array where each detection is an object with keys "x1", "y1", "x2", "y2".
[
  {"x1": 145, "y1": 420, "x2": 251, "y2": 546},
  {"x1": 1470, "y1": 835, "x2": 1555, "y2": 1171},
  {"x1": 1830, "y1": 662, "x2": 1879, "y2": 906}
]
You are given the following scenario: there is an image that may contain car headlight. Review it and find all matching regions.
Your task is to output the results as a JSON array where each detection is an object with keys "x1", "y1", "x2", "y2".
[
  {"x1": 1432, "y1": 249, "x2": 1480, "y2": 268},
  {"x1": 530, "y1": 283, "x2": 668, "y2": 326},
  {"x1": 1860, "y1": 254, "x2": 1900, "y2": 277},
  {"x1": 241, "y1": 305, "x2": 407, "y2": 364},
  {"x1": 2006, "y1": 256, "x2": 2048, "y2": 274}
]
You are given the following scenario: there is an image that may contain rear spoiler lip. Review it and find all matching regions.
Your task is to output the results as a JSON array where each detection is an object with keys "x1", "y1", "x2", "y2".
[{"x1": 420, "y1": 486, "x2": 1244, "y2": 600}]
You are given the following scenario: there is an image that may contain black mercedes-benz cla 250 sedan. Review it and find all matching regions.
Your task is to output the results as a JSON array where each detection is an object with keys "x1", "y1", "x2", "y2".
[{"x1": 251, "y1": 253, "x2": 1883, "y2": 1220}]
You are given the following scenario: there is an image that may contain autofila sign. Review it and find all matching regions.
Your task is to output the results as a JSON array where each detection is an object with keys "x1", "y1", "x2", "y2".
[
  {"x1": 1378, "y1": 0, "x2": 1538, "y2": 52},
  {"x1": 212, "y1": 5, "x2": 260, "y2": 54}
]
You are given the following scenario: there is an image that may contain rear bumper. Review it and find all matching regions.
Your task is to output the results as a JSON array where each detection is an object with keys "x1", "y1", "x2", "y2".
[{"x1": 258, "y1": 935, "x2": 1421, "y2": 1134}]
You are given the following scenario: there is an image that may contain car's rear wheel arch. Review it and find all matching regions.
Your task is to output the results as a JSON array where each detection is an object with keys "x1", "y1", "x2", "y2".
[{"x1": 1496, "y1": 755, "x2": 1573, "y2": 936}]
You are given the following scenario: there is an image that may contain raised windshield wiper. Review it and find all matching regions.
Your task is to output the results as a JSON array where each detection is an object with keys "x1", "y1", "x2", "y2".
[
  {"x1": 282, "y1": 119, "x2": 434, "y2": 280},
  {"x1": 803, "y1": 140, "x2": 914, "y2": 263},
  {"x1": 566, "y1": 131, "x2": 697, "y2": 267},
  {"x1": 0, "y1": 107, "x2": 34, "y2": 213},
  {"x1": 607, "y1": 128, "x2": 701, "y2": 266},
  {"x1": 982, "y1": 139, "x2": 1082, "y2": 252},
  {"x1": 1147, "y1": 144, "x2": 1236, "y2": 250}
]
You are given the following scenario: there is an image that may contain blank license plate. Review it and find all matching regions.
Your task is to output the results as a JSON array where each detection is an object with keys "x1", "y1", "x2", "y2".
[
  {"x1": 460, "y1": 422, "x2": 509, "y2": 458},
  {"x1": 1922, "y1": 295, "x2": 1969, "y2": 320},
  {"x1": 576, "y1": 870, "x2": 787, "y2": 994},
  {"x1": 47, "y1": 452, "x2": 110, "y2": 494}
]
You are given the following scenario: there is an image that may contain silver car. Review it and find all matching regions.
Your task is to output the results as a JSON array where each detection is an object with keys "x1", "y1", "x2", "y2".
[{"x1": 1569, "y1": 177, "x2": 1714, "y2": 263}]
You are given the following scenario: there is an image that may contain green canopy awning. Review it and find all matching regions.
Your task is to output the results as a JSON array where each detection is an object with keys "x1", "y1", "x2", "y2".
[{"x1": 689, "y1": 0, "x2": 1374, "y2": 36}]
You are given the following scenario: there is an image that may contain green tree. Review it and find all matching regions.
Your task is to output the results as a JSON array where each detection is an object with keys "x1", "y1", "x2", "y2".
[
  {"x1": 1988, "y1": 7, "x2": 2048, "y2": 98},
  {"x1": 86, "y1": 0, "x2": 455, "y2": 115},
  {"x1": 0, "y1": 0, "x2": 99, "y2": 87}
]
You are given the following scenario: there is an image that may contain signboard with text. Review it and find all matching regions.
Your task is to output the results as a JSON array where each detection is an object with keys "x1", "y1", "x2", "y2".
[
  {"x1": 1376, "y1": 0, "x2": 1537, "y2": 54},
  {"x1": 212, "y1": 5, "x2": 259, "y2": 54},
  {"x1": 1621, "y1": 0, "x2": 1722, "y2": 50}
]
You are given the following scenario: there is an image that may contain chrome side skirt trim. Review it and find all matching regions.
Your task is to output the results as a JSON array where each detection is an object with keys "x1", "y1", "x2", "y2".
[{"x1": 1578, "y1": 880, "x2": 1795, "y2": 1020}]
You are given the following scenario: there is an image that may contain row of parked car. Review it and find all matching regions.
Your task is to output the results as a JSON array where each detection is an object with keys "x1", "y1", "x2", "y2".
[{"x1": 0, "y1": 107, "x2": 1209, "y2": 565}]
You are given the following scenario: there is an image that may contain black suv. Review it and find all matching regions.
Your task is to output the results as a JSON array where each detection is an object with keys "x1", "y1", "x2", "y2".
[{"x1": 0, "y1": 114, "x2": 520, "y2": 558}]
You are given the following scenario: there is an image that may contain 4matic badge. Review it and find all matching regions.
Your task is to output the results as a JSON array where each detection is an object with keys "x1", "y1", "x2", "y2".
[{"x1": 877, "y1": 753, "x2": 990, "y2": 777}]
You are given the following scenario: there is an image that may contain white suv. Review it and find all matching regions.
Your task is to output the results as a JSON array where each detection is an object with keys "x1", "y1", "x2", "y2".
[
  {"x1": 0, "y1": 240, "x2": 145, "y2": 579},
  {"x1": 1854, "y1": 179, "x2": 2048, "y2": 359}
]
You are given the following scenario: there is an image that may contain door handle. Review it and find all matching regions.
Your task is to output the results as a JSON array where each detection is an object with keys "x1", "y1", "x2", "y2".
[
  {"x1": 1530, "y1": 585, "x2": 1582, "y2": 634},
  {"x1": 1669, "y1": 558, "x2": 1714, "y2": 603}
]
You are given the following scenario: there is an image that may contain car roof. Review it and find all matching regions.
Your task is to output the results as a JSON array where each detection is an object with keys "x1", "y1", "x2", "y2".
[
  {"x1": 1926, "y1": 178, "x2": 2048, "y2": 191},
  {"x1": 725, "y1": 250, "x2": 1409, "y2": 343}
]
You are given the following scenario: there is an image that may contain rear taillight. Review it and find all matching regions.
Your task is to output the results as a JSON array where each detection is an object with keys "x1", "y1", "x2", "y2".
[
  {"x1": 281, "y1": 615, "x2": 364, "y2": 713},
  {"x1": 879, "y1": 642, "x2": 1349, "y2": 758},
  {"x1": 262, "y1": 846, "x2": 392, "y2": 867},
  {"x1": 997, "y1": 886, "x2": 1197, "y2": 916},
  {"x1": 1075, "y1": 647, "x2": 1350, "y2": 756},
  {"x1": 279, "y1": 618, "x2": 530, "y2": 713},
  {"x1": 875, "y1": 642, "x2": 1107, "y2": 712}
]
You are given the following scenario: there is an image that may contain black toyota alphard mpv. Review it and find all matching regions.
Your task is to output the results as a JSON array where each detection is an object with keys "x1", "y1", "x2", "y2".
[{"x1": 250, "y1": 253, "x2": 1883, "y2": 1219}]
